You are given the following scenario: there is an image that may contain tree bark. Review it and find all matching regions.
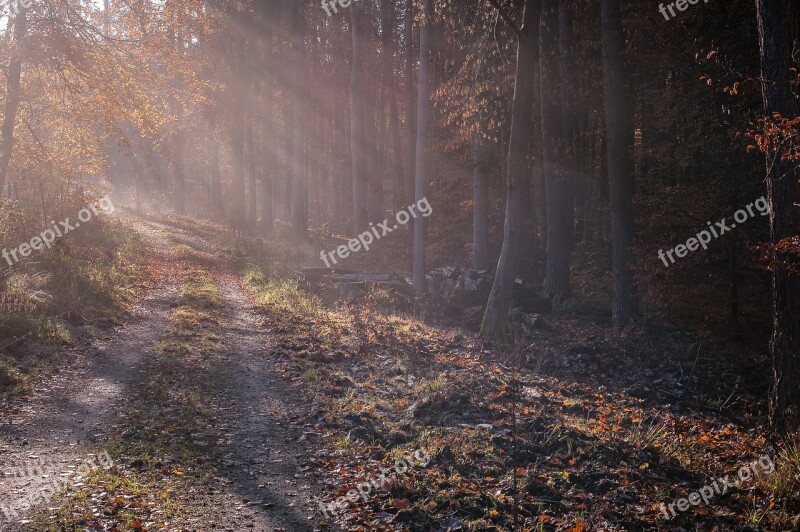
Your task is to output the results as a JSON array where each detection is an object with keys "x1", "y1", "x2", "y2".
[
  {"x1": 601, "y1": 0, "x2": 636, "y2": 327},
  {"x1": 481, "y1": 0, "x2": 541, "y2": 339},
  {"x1": 756, "y1": 0, "x2": 800, "y2": 432}
]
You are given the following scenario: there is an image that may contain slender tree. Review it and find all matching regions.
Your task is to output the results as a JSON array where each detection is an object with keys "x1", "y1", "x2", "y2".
[
  {"x1": 291, "y1": 0, "x2": 307, "y2": 235},
  {"x1": 481, "y1": 0, "x2": 542, "y2": 339},
  {"x1": 350, "y1": 4, "x2": 368, "y2": 232},
  {"x1": 601, "y1": 0, "x2": 636, "y2": 327},
  {"x1": 412, "y1": 0, "x2": 433, "y2": 293},
  {"x1": 404, "y1": 0, "x2": 416, "y2": 209},
  {"x1": 756, "y1": 0, "x2": 800, "y2": 431}
]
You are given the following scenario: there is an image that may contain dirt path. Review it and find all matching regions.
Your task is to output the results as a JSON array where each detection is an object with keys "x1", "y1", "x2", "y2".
[
  {"x1": 0, "y1": 217, "x2": 330, "y2": 531},
  {"x1": 162, "y1": 221, "x2": 329, "y2": 531}
]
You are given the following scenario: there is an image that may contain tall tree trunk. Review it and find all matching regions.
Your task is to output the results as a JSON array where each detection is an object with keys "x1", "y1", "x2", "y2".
[
  {"x1": 757, "y1": 0, "x2": 800, "y2": 432},
  {"x1": 540, "y1": 0, "x2": 570, "y2": 297},
  {"x1": 412, "y1": 0, "x2": 433, "y2": 293},
  {"x1": 384, "y1": 0, "x2": 405, "y2": 211},
  {"x1": 350, "y1": 5, "x2": 368, "y2": 232},
  {"x1": 480, "y1": 0, "x2": 541, "y2": 339},
  {"x1": 601, "y1": 0, "x2": 636, "y2": 327},
  {"x1": 472, "y1": 132, "x2": 489, "y2": 269},
  {"x1": 291, "y1": 1, "x2": 307, "y2": 235},
  {"x1": 260, "y1": 20, "x2": 274, "y2": 230},
  {"x1": 0, "y1": 5, "x2": 28, "y2": 199},
  {"x1": 404, "y1": 0, "x2": 417, "y2": 209},
  {"x1": 376, "y1": 0, "x2": 396, "y2": 219},
  {"x1": 559, "y1": 1, "x2": 576, "y2": 251}
]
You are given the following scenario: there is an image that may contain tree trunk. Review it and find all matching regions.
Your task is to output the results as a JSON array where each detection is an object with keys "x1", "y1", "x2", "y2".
[
  {"x1": 291, "y1": 1, "x2": 307, "y2": 235},
  {"x1": 757, "y1": 0, "x2": 800, "y2": 432},
  {"x1": 559, "y1": 1, "x2": 576, "y2": 252},
  {"x1": 481, "y1": 0, "x2": 541, "y2": 339},
  {"x1": 0, "y1": 5, "x2": 28, "y2": 200},
  {"x1": 412, "y1": 0, "x2": 434, "y2": 293},
  {"x1": 261, "y1": 33, "x2": 274, "y2": 230},
  {"x1": 601, "y1": 0, "x2": 636, "y2": 327},
  {"x1": 540, "y1": 0, "x2": 570, "y2": 297},
  {"x1": 404, "y1": 0, "x2": 417, "y2": 210},
  {"x1": 384, "y1": 1, "x2": 405, "y2": 212}
]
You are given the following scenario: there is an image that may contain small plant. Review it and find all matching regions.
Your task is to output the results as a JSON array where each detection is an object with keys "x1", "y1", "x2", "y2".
[
  {"x1": 416, "y1": 372, "x2": 450, "y2": 399},
  {"x1": 301, "y1": 367, "x2": 319, "y2": 383},
  {"x1": 625, "y1": 419, "x2": 670, "y2": 451},
  {"x1": 764, "y1": 443, "x2": 800, "y2": 498}
]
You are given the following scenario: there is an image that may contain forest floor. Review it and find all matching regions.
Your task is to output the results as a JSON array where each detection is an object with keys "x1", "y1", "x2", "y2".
[{"x1": 0, "y1": 211, "x2": 798, "y2": 532}]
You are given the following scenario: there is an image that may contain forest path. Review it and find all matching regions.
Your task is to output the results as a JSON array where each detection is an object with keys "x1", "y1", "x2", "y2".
[{"x1": 0, "y1": 215, "x2": 329, "y2": 531}]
